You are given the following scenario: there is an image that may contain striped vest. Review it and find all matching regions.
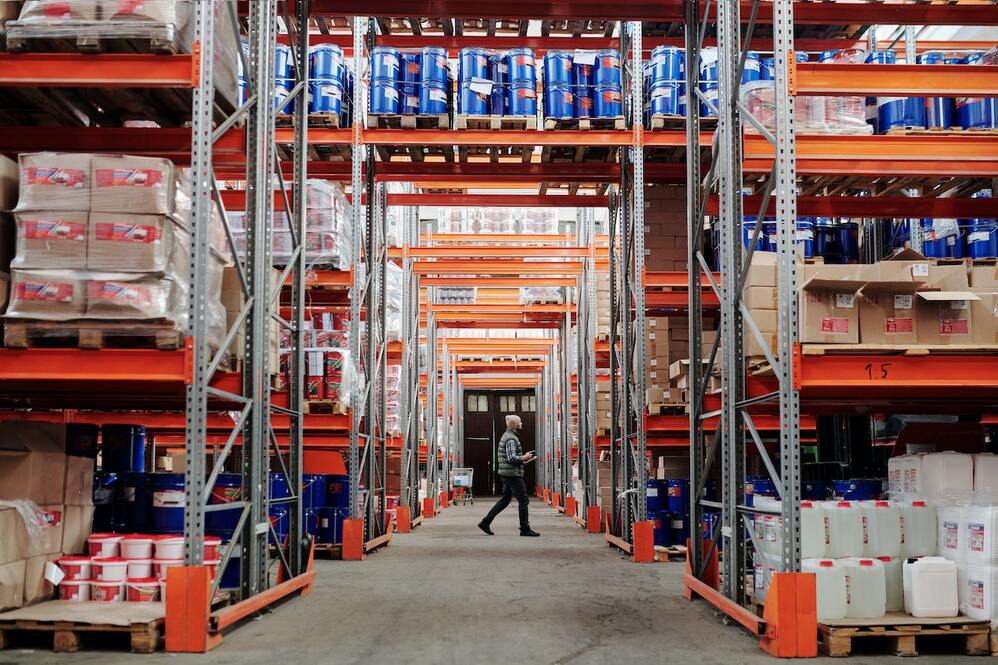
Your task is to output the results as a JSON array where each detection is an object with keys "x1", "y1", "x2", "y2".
[{"x1": 497, "y1": 429, "x2": 523, "y2": 477}]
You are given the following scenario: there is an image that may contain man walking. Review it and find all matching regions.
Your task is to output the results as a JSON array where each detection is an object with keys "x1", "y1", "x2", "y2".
[{"x1": 478, "y1": 414, "x2": 540, "y2": 537}]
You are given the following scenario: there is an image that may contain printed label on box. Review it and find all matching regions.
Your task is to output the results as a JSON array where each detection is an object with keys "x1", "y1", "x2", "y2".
[
  {"x1": 970, "y1": 579, "x2": 984, "y2": 609},
  {"x1": 969, "y1": 522, "x2": 984, "y2": 552},
  {"x1": 95, "y1": 223, "x2": 162, "y2": 244},
  {"x1": 88, "y1": 282, "x2": 153, "y2": 306},
  {"x1": 943, "y1": 520, "x2": 959, "y2": 549},
  {"x1": 18, "y1": 281, "x2": 74, "y2": 302},
  {"x1": 23, "y1": 220, "x2": 86, "y2": 241},
  {"x1": 950, "y1": 300, "x2": 969, "y2": 311},
  {"x1": 835, "y1": 293, "x2": 855, "y2": 309},
  {"x1": 884, "y1": 317, "x2": 913, "y2": 334},
  {"x1": 820, "y1": 317, "x2": 850, "y2": 334},
  {"x1": 940, "y1": 319, "x2": 969, "y2": 335},
  {"x1": 153, "y1": 489, "x2": 184, "y2": 508},
  {"x1": 95, "y1": 168, "x2": 164, "y2": 188},
  {"x1": 23, "y1": 167, "x2": 87, "y2": 188},
  {"x1": 894, "y1": 294, "x2": 913, "y2": 310},
  {"x1": 911, "y1": 263, "x2": 929, "y2": 277}
]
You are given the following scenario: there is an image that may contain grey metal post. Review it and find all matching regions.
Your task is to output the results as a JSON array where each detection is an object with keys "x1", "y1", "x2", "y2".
[{"x1": 348, "y1": 16, "x2": 366, "y2": 524}]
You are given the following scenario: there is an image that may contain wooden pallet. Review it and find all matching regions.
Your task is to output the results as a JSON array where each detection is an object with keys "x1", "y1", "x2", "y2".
[
  {"x1": 368, "y1": 113, "x2": 450, "y2": 129},
  {"x1": 6, "y1": 21, "x2": 182, "y2": 54},
  {"x1": 886, "y1": 126, "x2": 998, "y2": 136},
  {"x1": 4, "y1": 319, "x2": 185, "y2": 350},
  {"x1": 313, "y1": 544, "x2": 343, "y2": 559},
  {"x1": 934, "y1": 257, "x2": 998, "y2": 266},
  {"x1": 654, "y1": 544, "x2": 688, "y2": 562},
  {"x1": 454, "y1": 114, "x2": 536, "y2": 130},
  {"x1": 992, "y1": 627, "x2": 998, "y2": 656},
  {"x1": 818, "y1": 613, "x2": 991, "y2": 657},
  {"x1": 304, "y1": 399, "x2": 349, "y2": 415},
  {"x1": 801, "y1": 343, "x2": 998, "y2": 356},
  {"x1": 543, "y1": 116, "x2": 626, "y2": 131},
  {"x1": 649, "y1": 113, "x2": 686, "y2": 130},
  {"x1": 0, "y1": 602, "x2": 164, "y2": 654}
]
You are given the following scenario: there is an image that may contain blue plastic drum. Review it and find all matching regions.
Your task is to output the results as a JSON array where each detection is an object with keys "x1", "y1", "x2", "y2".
[
  {"x1": 814, "y1": 217, "x2": 839, "y2": 263},
  {"x1": 399, "y1": 82, "x2": 420, "y2": 114},
  {"x1": 666, "y1": 478, "x2": 689, "y2": 515},
  {"x1": 459, "y1": 80, "x2": 489, "y2": 114},
  {"x1": 545, "y1": 83, "x2": 575, "y2": 119},
  {"x1": 699, "y1": 81, "x2": 719, "y2": 117},
  {"x1": 919, "y1": 51, "x2": 954, "y2": 130},
  {"x1": 594, "y1": 83, "x2": 622, "y2": 118},
  {"x1": 957, "y1": 53, "x2": 993, "y2": 130},
  {"x1": 507, "y1": 81, "x2": 536, "y2": 116},
  {"x1": 670, "y1": 514, "x2": 690, "y2": 546},
  {"x1": 491, "y1": 84, "x2": 507, "y2": 115},
  {"x1": 398, "y1": 51, "x2": 420, "y2": 84},
  {"x1": 543, "y1": 51, "x2": 574, "y2": 86},
  {"x1": 317, "y1": 506, "x2": 348, "y2": 544},
  {"x1": 801, "y1": 480, "x2": 828, "y2": 501},
  {"x1": 742, "y1": 51, "x2": 763, "y2": 84},
  {"x1": 762, "y1": 219, "x2": 778, "y2": 252},
  {"x1": 838, "y1": 220, "x2": 859, "y2": 262},
  {"x1": 218, "y1": 549, "x2": 241, "y2": 589},
  {"x1": 967, "y1": 218, "x2": 998, "y2": 259},
  {"x1": 269, "y1": 508, "x2": 289, "y2": 545},
  {"x1": 303, "y1": 474, "x2": 328, "y2": 511},
  {"x1": 646, "y1": 479, "x2": 668, "y2": 512},
  {"x1": 123, "y1": 472, "x2": 152, "y2": 533},
  {"x1": 305, "y1": 508, "x2": 320, "y2": 538},
  {"x1": 797, "y1": 217, "x2": 816, "y2": 258},
  {"x1": 833, "y1": 479, "x2": 882, "y2": 501},
  {"x1": 102, "y1": 425, "x2": 146, "y2": 475},
  {"x1": 327, "y1": 474, "x2": 351, "y2": 509},
  {"x1": 419, "y1": 47, "x2": 448, "y2": 83},
  {"x1": 489, "y1": 53, "x2": 508, "y2": 85},
  {"x1": 573, "y1": 84, "x2": 593, "y2": 118},
  {"x1": 309, "y1": 44, "x2": 343, "y2": 82},
  {"x1": 419, "y1": 80, "x2": 447, "y2": 115},
  {"x1": 206, "y1": 473, "x2": 243, "y2": 539},
  {"x1": 151, "y1": 473, "x2": 185, "y2": 534},
  {"x1": 507, "y1": 47, "x2": 536, "y2": 83},
  {"x1": 650, "y1": 80, "x2": 683, "y2": 116},
  {"x1": 742, "y1": 217, "x2": 758, "y2": 250},
  {"x1": 458, "y1": 47, "x2": 489, "y2": 82},
  {"x1": 650, "y1": 46, "x2": 684, "y2": 83},
  {"x1": 275, "y1": 43, "x2": 292, "y2": 80},
  {"x1": 867, "y1": 51, "x2": 925, "y2": 132},
  {"x1": 920, "y1": 218, "x2": 946, "y2": 258},
  {"x1": 760, "y1": 57, "x2": 774, "y2": 81},
  {"x1": 310, "y1": 79, "x2": 343, "y2": 115},
  {"x1": 594, "y1": 49, "x2": 621, "y2": 85},
  {"x1": 573, "y1": 59, "x2": 594, "y2": 89},
  {"x1": 650, "y1": 510, "x2": 674, "y2": 547},
  {"x1": 371, "y1": 46, "x2": 400, "y2": 81},
  {"x1": 370, "y1": 78, "x2": 400, "y2": 114},
  {"x1": 92, "y1": 472, "x2": 117, "y2": 532}
]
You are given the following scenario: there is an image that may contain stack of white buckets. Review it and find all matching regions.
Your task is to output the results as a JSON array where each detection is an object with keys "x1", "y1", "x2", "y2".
[{"x1": 752, "y1": 451, "x2": 998, "y2": 623}]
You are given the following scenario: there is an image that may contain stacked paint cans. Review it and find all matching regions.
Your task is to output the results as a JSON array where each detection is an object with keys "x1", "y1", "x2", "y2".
[
  {"x1": 371, "y1": 46, "x2": 451, "y2": 116},
  {"x1": 965, "y1": 189, "x2": 997, "y2": 260},
  {"x1": 308, "y1": 44, "x2": 354, "y2": 127},
  {"x1": 913, "y1": 190, "x2": 997, "y2": 260},
  {"x1": 919, "y1": 51, "x2": 955, "y2": 131},
  {"x1": 645, "y1": 46, "x2": 685, "y2": 123},
  {"x1": 647, "y1": 479, "x2": 692, "y2": 546},
  {"x1": 956, "y1": 52, "x2": 997, "y2": 130},
  {"x1": 866, "y1": 50, "x2": 925, "y2": 133},
  {"x1": 275, "y1": 43, "x2": 295, "y2": 114},
  {"x1": 698, "y1": 47, "x2": 719, "y2": 117},
  {"x1": 542, "y1": 49, "x2": 621, "y2": 120},
  {"x1": 457, "y1": 47, "x2": 535, "y2": 116}
]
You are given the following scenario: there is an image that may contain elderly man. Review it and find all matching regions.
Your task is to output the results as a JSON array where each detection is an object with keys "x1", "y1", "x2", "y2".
[{"x1": 478, "y1": 414, "x2": 540, "y2": 537}]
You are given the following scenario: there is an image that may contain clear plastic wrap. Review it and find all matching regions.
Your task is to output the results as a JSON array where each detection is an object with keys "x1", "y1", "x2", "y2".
[
  {"x1": 520, "y1": 208, "x2": 560, "y2": 234},
  {"x1": 437, "y1": 207, "x2": 476, "y2": 234},
  {"x1": 11, "y1": 211, "x2": 88, "y2": 269},
  {"x1": 741, "y1": 80, "x2": 872, "y2": 136},
  {"x1": 478, "y1": 209, "x2": 517, "y2": 234},
  {"x1": 436, "y1": 287, "x2": 476, "y2": 304},
  {"x1": 293, "y1": 347, "x2": 358, "y2": 407},
  {"x1": 519, "y1": 286, "x2": 563, "y2": 304},
  {"x1": 0, "y1": 499, "x2": 50, "y2": 555}
]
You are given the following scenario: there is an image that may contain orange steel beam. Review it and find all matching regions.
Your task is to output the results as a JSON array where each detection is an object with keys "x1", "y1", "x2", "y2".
[
  {"x1": 459, "y1": 376, "x2": 539, "y2": 388},
  {"x1": 647, "y1": 291, "x2": 719, "y2": 309},
  {"x1": 0, "y1": 126, "x2": 246, "y2": 161},
  {"x1": 428, "y1": 303, "x2": 573, "y2": 314},
  {"x1": 422, "y1": 233, "x2": 605, "y2": 244},
  {"x1": 420, "y1": 276, "x2": 577, "y2": 287},
  {"x1": 793, "y1": 63, "x2": 998, "y2": 97},
  {"x1": 364, "y1": 128, "x2": 633, "y2": 146},
  {"x1": 645, "y1": 270, "x2": 717, "y2": 288},
  {"x1": 413, "y1": 260, "x2": 584, "y2": 276},
  {"x1": 394, "y1": 193, "x2": 609, "y2": 207},
  {"x1": 0, "y1": 53, "x2": 197, "y2": 87},
  {"x1": 0, "y1": 410, "x2": 350, "y2": 434},
  {"x1": 211, "y1": 571, "x2": 315, "y2": 633},
  {"x1": 403, "y1": 246, "x2": 602, "y2": 259},
  {"x1": 708, "y1": 195, "x2": 998, "y2": 218}
]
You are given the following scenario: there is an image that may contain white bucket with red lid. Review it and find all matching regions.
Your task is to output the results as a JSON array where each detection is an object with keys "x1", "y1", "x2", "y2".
[
  {"x1": 58, "y1": 555, "x2": 92, "y2": 581},
  {"x1": 154, "y1": 558, "x2": 183, "y2": 580},
  {"x1": 125, "y1": 578, "x2": 161, "y2": 602},
  {"x1": 91, "y1": 581, "x2": 124, "y2": 602},
  {"x1": 58, "y1": 580, "x2": 90, "y2": 602},
  {"x1": 120, "y1": 534, "x2": 156, "y2": 559},
  {"x1": 91, "y1": 557, "x2": 129, "y2": 582},
  {"x1": 154, "y1": 536, "x2": 184, "y2": 559},
  {"x1": 87, "y1": 533, "x2": 123, "y2": 557},
  {"x1": 126, "y1": 559, "x2": 153, "y2": 579}
]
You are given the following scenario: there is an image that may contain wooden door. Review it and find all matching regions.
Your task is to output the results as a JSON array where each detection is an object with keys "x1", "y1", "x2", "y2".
[{"x1": 462, "y1": 391, "x2": 497, "y2": 496}]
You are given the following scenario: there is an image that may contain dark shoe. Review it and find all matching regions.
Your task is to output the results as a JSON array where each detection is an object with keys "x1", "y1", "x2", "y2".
[
  {"x1": 520, "y1": 529, "x2": 540, "y2": 537},
  {"x1": 478, "y1": 521, "x2": 494, "y2": 535}
]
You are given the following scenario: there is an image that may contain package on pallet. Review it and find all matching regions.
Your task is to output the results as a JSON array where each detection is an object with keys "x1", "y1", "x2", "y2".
[
  {"x1": 15, "y1": 152, "x2": 91, "y2": 212},
  {"x1": 11, "y1": 211, "x2": 88, "y2": 269},
  {"x1": 741, "y1": 80, "x2": 872, "y2": 136},
  {"x1": 916, "y1": 265, "x2": 978, "y2": 345},
  {"x1": 86, "y1": 213, "x2": 189, "y2": 272},
  {"x1": 520, "y1": 208, "x2": 559, "y2": 235},
  {"x1": 798, "y1": 264, "x2": 869, "y2": 344},
  {"x1": 17, "y1": 0, "x2": 97, "y2": 22},
  {"x1": 519, "y1": 286, "x2": 562, "y2": 305},
  {"x1": 90, "y1": 154, "x2": 179, "y2": 214},
  {"x1": 477, "y1": 209, "x2": 517, "y2": 234},
  {"x1": 6, "y1": 268, "x2": 87, "y2": 319}
]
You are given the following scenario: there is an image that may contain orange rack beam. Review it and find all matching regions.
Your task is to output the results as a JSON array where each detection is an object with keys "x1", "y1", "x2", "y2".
[
  {"x1": 793, "y1": 63, "x2": 998, "y2": 97},
  {"x1": 0, "y1": 52, "x2": 197, "y2": 87},
  {"x1": 420, "y1": 276, "x2": 577, "y2": 287},
  {"x1": 413, "y1": 259, "x2": 584, "y2": 276}
]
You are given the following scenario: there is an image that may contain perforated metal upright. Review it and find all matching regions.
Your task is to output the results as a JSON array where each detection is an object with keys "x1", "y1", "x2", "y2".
[
  {"x1": 399, "y1": 191, "x2": 422, "y2": 519},
  {"x1": 575, "y1": 208, "x2": 598, "y2": 513},
  {"x1": 425, "y1": 289, "x2": 440, "y2": 509}
]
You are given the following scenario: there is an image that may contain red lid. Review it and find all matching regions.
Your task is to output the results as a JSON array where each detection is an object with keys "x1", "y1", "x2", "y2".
[
  {"x1": 204, "y1": 536, "x2": 221, "y2": 544},
  {"x1": 88, "y1": 532, "x2": 122, "y2": 541},
  {"x1": 122, "y1": 534, "x2": 155, "y2": 541},
  {"x1": 126, "y1": 577, "x2": 160, "y2": 584},
  {"x1": 801, "y1": 501, "x2": 813, "y2": 508},
  {"x1": 912, "y1": 501, "x2": 926, "y2": 507},
  {"x1": 837, "y1": 501, "x2": 851, "y2": 507},
  {"x1": 877, "y1": 556, "x2": 892, "y2": 562},
  {"x1": 875, "y1": 501, "x2": 889, "y2": 507},
  {"x1": 860, "y1": 559, "x2": 874, "y2": 566},
  {"x1": 59, "y1": 555, "x2": 92, "y2": 563},
  {"x1": 819, "y1": 560, "x2": 834, "y2": 568},
  {"x1": 91, "y1": 557, "x2": 128, "y2": 564}
]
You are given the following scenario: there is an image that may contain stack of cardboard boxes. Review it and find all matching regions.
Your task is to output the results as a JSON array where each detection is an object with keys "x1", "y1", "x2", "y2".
[
  {"x1": 595, "y1": 372, "x2": 611, "y2": 432},
  {"x1": 643, "y1": 185, "x2": 688, "y2": 273},
  {"x1": 0, "y1": 422, "x2": 95, "y2": 611},
  {"x1": 0, "y1": 155, "x2": 14, "y2": 327},
  {"x1": 596, "y1": 272, "x2": 611, "y2": 337}
]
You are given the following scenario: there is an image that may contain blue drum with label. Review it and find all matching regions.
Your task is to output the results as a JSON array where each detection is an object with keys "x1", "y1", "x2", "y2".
[
  {"x1": 544, "y1": 51, "x2": 574, "y2": 86},
  {"x1": 666, "y1": 478, "x2": 689, "y2": 515},
  {"x1": 507, "y1": 81, "x2": 536, "y2": 116},
  {"x1": 594, "y1": 49, "x2": 621, "y2": 85},
  {"x1": 275, "y1": 43, "x2": 292, "y2": 80},
  {"x1": 458, "y1": 47, "x2": 489, "y2": 82},
  {"x1": 573, "y1": 59, "x2": 594, "y2": 89},
  {"x1": 459, "y1": 80, "x2": 489, "y2": 115},
  {"x1": 310, "y1": 79, "x2": 343, "y2": 115},
  {"x1": 151, "y1": 473, "x2": 185, "y2": 534},
  {"x1": 650, "y1": 80, "x2": 683, "y2": 116},
  {"x1": 956, "y1": 53, "x2": 993, "y2": 130},
  {"x1": 867, "y1": 51, "x2": 925, "y2": 132},
  {"x1": 573, "y1": 84, "x2": 593, "y2": 118},
  {"x1": 419, "y1": 47, "x2": 448, "y2": 83},
  {"x1": 814, "y1": 217, "x2": 839, "y2": 263},
  {"x1": 327, "y1": 474, "x2": 351, "y2": 509},
  {"x1": 760, "y1": 57, "x2": 774, "y2": 81},
  {"x1": 123, "y1": 472, "x2": 152, "y2": 533},
  {"x1": 699, "y1": 80, "x2": 719, "y2": 117},
  {"x1": 371, "y1": 46, "x2": 400, "y2": 81},
  {"x1": 419, "y1": 80, "x2": 448, "y2": 115},
  {"x1": 742, "y1": 217, "x2": 758, "y2": 250},
  {"x1": 489, "y1": 53, "x2": 508, "y2": 86},
  {"x1": 400, "y1": 82, "x2": 420, "y2": 114},
  {"x1": 370, "y1": 78, "x2": 400, "y2": 114},
  {"x1": 839, "y1": 220, "x2": 859, "y2": 262},
  {"x1": 742, "y1": 51, "x2": 762, "y2": 84},
  {"x1": 507, "y1": 47, "x2": 536, "y2": 84},
  {"x1": 650, "y1": 45, "x2": 684, "y2": 83},
  {"x1": 647, "y1": 479, "x2": 668, "y2": 512},
  {"x1": 309, "y1": 44, "x2": 343, "y2": 82},
  {"x1": 102, "y1": 424, "x2": 146, "y2": 475},
  {"x1": 919, "y1": 51, "x2": 954, "y2": 130},
  {"x1": 796, "y1": 217, "x2": 815, "y2": 258},
  {"x1": 303, "y1": 474, "x2": 328, "y2": 511},
  {"x1": 490, "y1": 84, "x2": 507, "y2": 115},
  {"x1": 594, "y1": 83, "x2": 622, "y2": 118},
  {"x1": 650, "y1": 510, "x2": 674, "y2": 547},
  {"x1": 920, "y1": 218, "x2": 946, "y2": 258},
  {"x1": 761, "y1": 219, "x2": 778, "y2": 252},
  {"x1": 399, "y1": 51, "x2": 420, "y2": 84},
  {"x1": 967, "y1": 218, "x2": 998, "y2": 259},
  {"x1": 545, "y1": 83, "x2": 575, "y2": 119},
  {"x1": 317, "y1": 506, "x2": 347, "y2": 544}
]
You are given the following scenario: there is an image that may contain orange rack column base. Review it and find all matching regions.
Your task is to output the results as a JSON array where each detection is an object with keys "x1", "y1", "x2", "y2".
[
  {"x1": 395, "y1": 505, "x2": 412, "y2": 533},
  {"x1": 564, "y1": 496, "x2": 577, "y2": 518},
  {"x1": 342, "y1": 518, "x2": 365, "y2": 561},
  {"x1": 165, "y1": 566, "x2": 218, "y2": 653},
  {"x1": 552, "y1": 492, "x2": 561, "y2": 509},
  {"x1": 586, "y1": 505, "x2": 602, "y2": 533},
  {"x1": 759, "y1": 572, "x2": 817, "y2": 658},
  {"x1": 439, "y1": 491, "x2": 449, "y2": 508},
  {"x1": 542, "y1": 488, "x2": 550, "y2": 503},
  {"x1": 422, "y1": 497, "x2": 436, "y2": 518},
  {"x1": 632, "y1": 520, "x2": 655, "y2": 563}
]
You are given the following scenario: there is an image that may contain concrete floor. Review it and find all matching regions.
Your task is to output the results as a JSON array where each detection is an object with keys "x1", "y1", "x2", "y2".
[{"x1": 2, "y1": 498, "x2": 985, "y2": 664}]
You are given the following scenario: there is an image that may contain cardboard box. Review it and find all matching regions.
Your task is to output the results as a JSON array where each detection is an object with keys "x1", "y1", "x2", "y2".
[
  {"x1": 646, "y1": 385, "x2": 665, "y2": 406},
  {"x1": 969, "y1": 265, "x2": 998, "y2": 290},
  {"x1": 0, "y1": 507, "x2": 26, "y2": 565},
  {"x1": 0, "y1": 270, "x2": 8, "y2": 313},
  {"x1": 743, "y1": 286, "x2": 777, "y2": 310},
  {"x1": 0, "y1": 154, "x2": 16, "y2": 211},
  {"x1": 916, "y1": 291, "x2": 978, "y2": 344},
  {"x1": 0, "y1": 560, "x2": 26, "y2": 611},
  {"x1": 62, "y1": 504, "x2": 95, "y2": 556},
  {"x1": 926, "y1": 264, "x2": 970, "y2": 292},
  {"x1": 12, "y1": 212, "x2": 88, "y2": 269},
  {"x1": 857, "y1": 259, "x2": 926, "y2": 344},
  {"x1": 6, "y1": 268, "x2": 87, "y2": 320},
  {"x1": 90, "y1": 154, "x2": 177, "y2": 214},
  {"x1": 17, "y1": 152, "x2": 91, "y2": 212},
  {"x1": 798, "y1": 265, "x2": 868, "y2": 344},
  {"x1": 23, "y1": 554, "x2": 59, "y2": 606},
  {"x1": 27, "y1": 505, "x2": 65, "y2": 558},
  {"x1": 971, "y1": 291, "x2": 998, "y2": 345},
  {"x1": 87, "y1": 213, "x2": 189, "y2": 273},
  {"x1": 745, "y1": 252, "x2": 777, "y2": 287},
  {"x1": 63, "y1": 455, "x2": 95, "y2": 506},
  {"x1": 85, "y1": 273, "x2": 180, "y2": 321},
  {"x1": 0, "y1": 422, "x2": 67, "y2": 504}
]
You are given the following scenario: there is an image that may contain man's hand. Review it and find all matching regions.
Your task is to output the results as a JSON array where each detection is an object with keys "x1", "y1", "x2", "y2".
[{"x1": 522, "y1": 452, "x2": 537, "y2": 463}]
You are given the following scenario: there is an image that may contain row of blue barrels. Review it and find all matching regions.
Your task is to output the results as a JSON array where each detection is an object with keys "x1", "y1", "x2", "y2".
[
  {"x1": 370, "y1": 46, "x2": 451, "y2": 116},
  {"x1": 744, "y1": 476, "x2": 883, "y2": 505},
  {"x1": 710, "y1": 217, "x2": 859, "y2": 269},
  {"x1": 542, "y1": 50, "x2": 622, "y2": 120},
  {"x1": 887, "y1": 191, "x2": 997, "y2": 259},
  {"x1": 456, "y1": 47, "x2": 537, "y2": 116},
  {"x1": 92, "y1": 471, "x2": 353, "y2": 546}
]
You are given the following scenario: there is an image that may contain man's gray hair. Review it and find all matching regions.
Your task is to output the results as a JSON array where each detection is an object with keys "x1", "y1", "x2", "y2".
[{"x1": 505, "y1": 414, "x2": 521, "y2": 428}]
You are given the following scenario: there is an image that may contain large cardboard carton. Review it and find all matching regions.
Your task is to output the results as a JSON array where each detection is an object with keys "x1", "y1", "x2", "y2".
[
  {"x1": 62, "y1": 504, "x2": 95, "y2": 556},
  {"x1": 0, "y1": 422, "x2": 67, "y2": 504},
  {"x1": 90, "y1": 155, "x2": 177, "y2": 214},
  {"x1": 0, "y1": 507, "x2": 25, "y2": 564},
  {"x1": 23, "y1": 554, "x2": 59, "y2": 606},
  {"x1": 798, "y1": 265, "x2": 868, "y2": 344},
  {"x1": 743, "y1": 285, "x2": 777, "y2": 310},
  {"x1": 87, "y1": 213, "x2": 189, "y2": 273},
  {"x1": 0, "y1": 154, "x2": 17, "y2": 211},
  {"x1": 16, "y1": 152, "x2": 91, "y2": 211},
  {"x1": 6, "y1": 268, "x2": 87, "y2": 320},
  {"x1": 85, "y1": 273, "x2": 179, "y2": 321},
  {"x1": 745, "y1": 252, "x2": 777, "y2": 287},
  {"x1": 858, "y1": 259, "x2": 926, "y2": 345},
  {"x1": 26, "y1": 505, "x2": 65, "y2": 558},
  {"x1": 971, "y1": 291, "x2": 998, "y2": 345},
  {"x1": 18, "y1": 1, "x2": 98, "y2": 22},
  {"x1": 64, "y1": 455, "x2": 95, "y2": 506},
  {"x1": 12, "y1": 212, "x2": 88, "y2": 269},
  {"x1": 969, "y1": 265, "x2": 998, "y2": 289},
  {"x1": 0, "y1": 560, "x2": 26, "y2": 611},
  {"x1": 916, "y1": 291, "x2": 978, "y2": 344}
]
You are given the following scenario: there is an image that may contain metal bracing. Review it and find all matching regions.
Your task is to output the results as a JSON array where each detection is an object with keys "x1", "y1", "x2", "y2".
[
  {"x1": 348, "y1": 15, "x2": 365, "y2": 528},
  {"x1": 575, "y1": 207, "x2": 598, "y2": 513},
  {"x1": 399, "y1": 191, "x2": 422, "y2": 519},
  {"x1": 559, "y1": 315, "x2": 572, "y2": 501},
  {"x1": 686, "y1": 0, "x2": 804, "y2": 607},
  {"x1": 425, "y1": 289, "x2": 440, "y2": 509}
]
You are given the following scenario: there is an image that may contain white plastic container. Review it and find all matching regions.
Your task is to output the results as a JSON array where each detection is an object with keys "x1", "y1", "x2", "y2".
[
  {"x1": 973, "y1": 453, "x2": 998, "y2": 501},
  {"x1": 901, "y1": 454, "x2": 924, "y2": 495},
  {"x1": 58, "y1": 580, "x2": 90, "y2": 602},
  {"x1": 964, "y1": 504, "x2": 998, "y2": 565},
  {"x1": 962, "y1": 564, "x2": 998, "y2": 622},
  {"x1": 753, "y1": 552, "x2": 780, "y2": 602},
  {"x1": 154, "y1": 536, "x2": 184, "y2": 559},
  {"x1": 903, "y1": 556, "x2": 959, "y2": 618},
  {"x1": 763, "y1": 514, "x2": 783, "y2": 557},
  {"x1": 57, "y1": 555, "x2": 92, "y2": 582},
  {"x1": 877, "y1": 556, "x2": 904, "y2": 612},
  {"x1": 921, "y1": 452, "x2": 973, "y2": 502},
  {"x1": 937, "y1": 505, "x2": 967, "y2": 562},
  {"x1": 126, "y1": 578, "x2": 161, "y2": 603},
  {"x1": 841, "y1": 557, "x2": 887, "y2": 619},
  {"x1": 91, "y1": 581, "x2": 124, "y2": 602},
  {"x1": 154, "y1": 557, "x2": 183, "y2": 580},
  {"x1": 887, "y1": 456, "x2": 904, "y2": 495},
  {"x1": 800, "y1": 501, "x2": 826, "y2": 559},
  {"x1": 900, "y1": 500, "x2": 937, "y2": 558},
  {"x1": 87, "y1": 533, "x2": 123, "y2": 558},
  {"x1": 803, "y1": 558, "x2": 847, "y2": 621},
  {"x1": 822, "y1": 501, "x2": 864, "y2": 558},
  {"x1": 119, "y1": 535, "x2": 155, "y2": 559},
  {"x1": 860, "y1": 500, "x2": 902, "y2": 557},
  {"x1": 126, "y1": 559, "x2": 154, "y2": 579},
  {"x1": 90, "y1": 557, "x2": 129, "y2": 583}
]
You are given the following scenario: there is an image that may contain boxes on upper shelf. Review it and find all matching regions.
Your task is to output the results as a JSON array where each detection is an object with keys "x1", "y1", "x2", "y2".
[{"x1": 798, "y1": 264, "x2": 868, "y2": 344}]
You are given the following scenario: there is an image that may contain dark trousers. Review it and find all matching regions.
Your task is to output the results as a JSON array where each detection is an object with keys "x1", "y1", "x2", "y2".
[{"x1": 482, "y1": 475, "x2": 530, "y2": 531}]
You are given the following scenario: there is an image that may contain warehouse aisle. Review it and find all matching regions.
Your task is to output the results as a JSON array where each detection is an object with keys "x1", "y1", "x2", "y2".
[{"x1": 13, "y1": 501, "x2": 978, "y2": 665}]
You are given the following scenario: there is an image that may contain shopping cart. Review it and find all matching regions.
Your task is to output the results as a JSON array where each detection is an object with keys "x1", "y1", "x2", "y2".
[{"x1": 451, "y1": 467, "x2": 475, "y2": 506}]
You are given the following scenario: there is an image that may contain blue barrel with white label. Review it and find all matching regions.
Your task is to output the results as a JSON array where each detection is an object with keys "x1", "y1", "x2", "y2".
[
  {"x1": 762, "y1": 219, "x2": 777, "y2": 252},
  {"x1": 594, "y1": 49, "x2": 621, "y2": 85},
  {"x1": 797, "y1": 217, "x2": 815, "y2": 258},
  {"x1": 398, "y1": 51, "x2": 420, "y2": 84},
  {"x1": 317, "y1": 507, "x2": 347, "y2": 544},
  {"x1": 489, "y1": 53, "x2": 508, "y2": 86},
  {"x1": 650, "y1": 46, "x2": 684, "y2": 83},
  {"x1": 647, "y1": 479, "x2": 668, "y2": 512},
  {"x1": 310, "y1": 79, "x2": 343, "y2": 115},
  {"x1": 594, "y1": 83, "x2": 622, "y2": 118},
  {"x1": 151, "y1": 473, "x2": 185, "y2": 534},
  {"x1": 573, "y1": 58, "x2": 594, "y2": 89},
  {"x1": 490, "y1": 83, "x2": 507, "y2": 116},
  {"x1": 544, "y1": 51, "x2": 574, "y2": 86},
  {"x1": 303, "y1": 474, "x2": 328, "y2": 511},
  {"x1": 573, "y1": 84, "x2": 593, "y2": 118},
  {"x1": 650, "y1": 80, "x2": 683, "y2": 116},
  {"x1": 650, "y1": 510, "x2": 674, "y2": 546},
  {"x1": 920, "y1": 218, "x2": 946, "y2": 258},
  {"x1": 760, "y1": 57, "x2": 774, "y2": 81},
  {"x1": 399, "y1": 82, "x2": 420, "y2": 114},
  {"x1": 419, "y1": 80, "x2": 447, "y2": 114},
  {"x1": 918, "y1": 51, "x2": 954, "y2": 130},
  {"x1": 948, "y1": 225, "x2": 967, "y2": 259},
  {"x1": 814, "y1": 217, "x2": 839, "y2": 263},
  {"x1": 309, "y1": 44, "x2": 343, "y2": 82},
  {"x1": 102, "y1": 424, "x2": 146, "y2": 475},
  {"x1": 507, "y1": 81, "x2": 536, "y2": 116},
  {"x1": 742, "y1": 51, "x2": 763, "y2": 84},
  {"x1": 419, "y1": 47, "x2": 448, "y2": 84},
  {"x1": 699, "y1": 50, "x2": 719, "y2": 117},
  {"x1": 666, "y1": 478, "x2": 689, "y2": 515},
  {"x1": 275, "y1": 78, "x2": 295, "y2": 113},
  {"x1": 275, "y1": 43, "x2": 292, "y2": 80},
  {"x1": 867, "y1": 51, "x2": 925, "y2": 132},
  {"x1": 370, "y1": 78, "x2": 400, "y2": 114},
  {"x1": 839, "y1": 220, "x2": 859, "y2": 262},
  {"x1": 967, "y1": 218, "x2": 998, "y2": 259},
  {"x1": 957, "y1": 53, "x2": 993, "y2": 130},
  {"x1": 742, "y1": 217, "x2": 758, "y2": 250},
  {"x1": 545, "y1": 83, "x2": 575, "y2": 119},
  {"x1": 459, "y1": 80, "x2": 489, "y2": 115},
  {"x1": 371, "y1": 46, "x2": 401, "y2": 81},
  {"x1": 507, "y1": 47, "x2": 536, "y2": 84},
  {"x1": 671, "y1": 514, "x2": 690, "y2": 546},
  {"x1": 458, "y1": 47, "x2": 489, "y2": 83},
  {"x1": 269, "y1": 472, "x2": 291, "y2": 544}
]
